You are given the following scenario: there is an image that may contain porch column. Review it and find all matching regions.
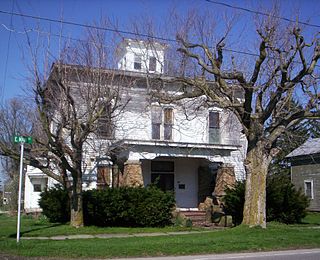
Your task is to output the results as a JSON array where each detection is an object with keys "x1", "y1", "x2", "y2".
[
  {"x1": 123, "y1": 160, "x2": 143, "y2": 187},
  {"x1": 213, "y1": 163, "x2": 236, "y2": 197}
]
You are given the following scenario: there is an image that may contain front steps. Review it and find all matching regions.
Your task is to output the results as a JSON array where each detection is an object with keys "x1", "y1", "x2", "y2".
[{"x1": 180, "y1": 210, "x2": 209, "y2": 227}]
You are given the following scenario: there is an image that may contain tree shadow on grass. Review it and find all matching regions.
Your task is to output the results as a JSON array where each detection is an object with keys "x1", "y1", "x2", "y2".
[{"x1": 9, "y1": 223, "x2": 64, "y2": 238}]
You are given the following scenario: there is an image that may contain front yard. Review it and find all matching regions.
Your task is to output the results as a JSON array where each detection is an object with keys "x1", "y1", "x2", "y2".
[{"x1": 0, "y1": 213, "x2": 320, "y2": 258}]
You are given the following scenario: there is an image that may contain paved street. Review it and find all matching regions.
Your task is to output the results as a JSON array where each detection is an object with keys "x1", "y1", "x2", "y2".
[{"x1": 115, "y1": 249, "x2": 320, "y2": 260}]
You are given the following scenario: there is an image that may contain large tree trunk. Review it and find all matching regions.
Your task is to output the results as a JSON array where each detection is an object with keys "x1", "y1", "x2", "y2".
[
  {"x1": 70, "y1": 173, "x2": 83, "y2": 228},
  {"x1": 242, "y1": 144, "x2": 271, "y2": 228}
]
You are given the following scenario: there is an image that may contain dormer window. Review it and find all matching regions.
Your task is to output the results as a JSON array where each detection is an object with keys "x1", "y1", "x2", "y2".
[
  {"x1": 149, "y1": 56, "x2": 157, "y2": 71},
  {"x1": 134, "y1": 54, "x2": 142, "y2": 70}
]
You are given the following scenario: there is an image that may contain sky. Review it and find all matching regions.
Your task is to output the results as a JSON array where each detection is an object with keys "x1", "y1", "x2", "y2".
[
  {"x1": 0, "y1": 0, "x2": 319, "y2": 182},
  {"x1": 0, "y1": 0, "x2": 319, "y2": 103}
]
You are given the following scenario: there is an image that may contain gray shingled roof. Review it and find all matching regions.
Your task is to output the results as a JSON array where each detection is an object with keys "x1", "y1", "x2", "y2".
[{"x1": 286, "y1": 138, "x2": 320, "y2": 158}]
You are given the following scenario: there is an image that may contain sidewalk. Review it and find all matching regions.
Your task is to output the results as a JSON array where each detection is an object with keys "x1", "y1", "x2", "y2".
[{"x1": 21, "y1": 230, "x2": 214, "y2": 240}]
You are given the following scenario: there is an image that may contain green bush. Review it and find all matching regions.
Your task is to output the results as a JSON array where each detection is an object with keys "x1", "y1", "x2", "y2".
[
  {"x1": 39, "y1": 185, "x2": 70, "y2": 223},
  {"x1": 223, "y1": 181, "x2": 245, "y2": 226},
  {"x1": 266, "y1": 173, "x2": 309, "y2": 224},
  {"x1": 83, "y1": 186, "x2": 175, "y2": 227},
  {"x1": 223, "y1": 174, "x2": 309, "y2": 225}
]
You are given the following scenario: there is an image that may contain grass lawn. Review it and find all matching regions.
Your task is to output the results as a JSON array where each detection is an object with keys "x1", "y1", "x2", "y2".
[{"x1": 0, "y1": 213, "x2": 320, "y2": 258}]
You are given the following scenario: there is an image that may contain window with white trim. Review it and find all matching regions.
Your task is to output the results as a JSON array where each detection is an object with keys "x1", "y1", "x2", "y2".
[
  {"x1": 151, "y1": 106, "x2": 173, "y2": 140},
  {"x1": 97, "y1": 101, "x2": 114, "y2": 138},
  {"x1": 134, "y1": 54, "x2": 142, "y2": 70},
  {"x1": 304, "y1": 180, "x2": 314, "y2": 199},
  {"x1": 208, "y1": 111, "x2": 220, "y2": 144},
  {"x1": 149, "y1": 56, "x2": 157, "y2": 71}
]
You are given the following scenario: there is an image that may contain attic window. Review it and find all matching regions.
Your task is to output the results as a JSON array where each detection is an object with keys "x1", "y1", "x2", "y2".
[
  {"x1": 134, "y1": 54, "x2": 142, "y2": 70},
  {"x1": 149, "y1": 57, "x2": 157, "y2": 71}
]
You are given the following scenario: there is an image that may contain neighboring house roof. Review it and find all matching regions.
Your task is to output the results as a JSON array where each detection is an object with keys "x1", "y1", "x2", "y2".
[{"x1": 286, "y1": 138, "x2": 320, "y2": 158}]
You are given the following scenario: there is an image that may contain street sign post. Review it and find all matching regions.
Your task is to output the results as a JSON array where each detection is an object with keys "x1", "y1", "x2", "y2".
[{"x1": 14, "y1": 135, "x2": 32, "y2": 243}]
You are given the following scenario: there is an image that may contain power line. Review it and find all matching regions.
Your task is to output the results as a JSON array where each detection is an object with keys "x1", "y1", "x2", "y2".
[
  {"x1": 0, "y1": 9, "x2": 177, "y2": 43},
  {"x1": 204, "y1": 0, "x2": 320, "y2": 29},
  {"x1": 1, "y1": 2, "x2": 15, "y2": 104},
  {"x1": 0, "y1": 8, "x2": 319, "y2": 69}
]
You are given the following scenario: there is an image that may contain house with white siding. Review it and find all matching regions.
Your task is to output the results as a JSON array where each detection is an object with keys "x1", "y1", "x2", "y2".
[{"x1": 24, "y1": 39, "x2": 246, "y2": 213}]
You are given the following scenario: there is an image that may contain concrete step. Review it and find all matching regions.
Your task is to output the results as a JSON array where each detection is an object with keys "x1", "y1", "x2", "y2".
[{"x1": 180, "y1": 210, "x2": 208, "y2": 226}]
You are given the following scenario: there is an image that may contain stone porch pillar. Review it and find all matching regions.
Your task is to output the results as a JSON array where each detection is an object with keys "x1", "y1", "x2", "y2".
[
  {"x1": 213, "y1": 163, "x2": 236, "y2": 197},
  {"x1": 123, "y1": 160, "x2": 143, "y2": 187}
]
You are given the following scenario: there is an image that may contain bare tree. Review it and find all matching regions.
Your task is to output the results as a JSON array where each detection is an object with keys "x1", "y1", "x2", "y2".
[
  {"x1": 0, "y1": 22, "x2": 131, "y2": 227},
  {"x1": 0, "y1": 98, "x2": 35, "y2": 211},
  {"x1": 154, "y1": 11, "x2": 320, "y2": 227}
]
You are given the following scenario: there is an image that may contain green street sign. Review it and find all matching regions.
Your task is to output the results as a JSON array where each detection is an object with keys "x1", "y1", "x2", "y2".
[{"x1": 14, "y1": 136, "x2": 33, "y2": 144}]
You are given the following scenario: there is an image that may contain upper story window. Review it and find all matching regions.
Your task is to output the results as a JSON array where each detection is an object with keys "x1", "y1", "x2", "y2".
[
  {"x1": 97, "y1": 102, "x2": 114, "y2": 139},
  {"x1": 151, "y1": 106, "x2": 173, "y2": 141},
  {"x1": 304, "y1": 180, "x2": 314, "y2": 199},
  {"x1": 134, "y1": 54, "x2": 142, "y2": 70},
  {"x1": 209, "y1": 111, "x2": 220, "y2": 144},
  {"x1": 149, "y1": 56, "x2": 157, "y2": 71},
  {"x1": 163, "y1": 108, "x2": 173, "y2": 140}
]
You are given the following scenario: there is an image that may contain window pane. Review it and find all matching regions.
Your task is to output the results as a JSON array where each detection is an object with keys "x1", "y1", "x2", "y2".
[
  {"x1": 151, "y1": 107, "x2": 162, "y2": 123},
  {"x1": 209, "y1": 112, "x2": 219, "y2": 128},
  {"x1": 305, "y1": 182, "x2": 312, "y2": 198},
  {"x1": 134, "y1": 54, "x2": 142, "y2": 70},
  {"x1": 164, "y1": 108, "x2": 173, "y2": 124},
  {"x1": 151, "y1": 174, "x2": 174, "y2": 191},
  {"x1": 97, "y1": 103, "x2": 113, "y2": 138},
  {"x1": 152, "y1": 123, "x2": 161, "y2": 139},
  {"x1": 151, "y1": 161, "x2": 174, "y2": 172},
  {"x1": 164, "y1": 124, "x2": 172, "y2": 140},
  {"x1": 209, "y1": 128, "x2": 220, "y2": 144},
  {"x1": 33, "y1": 184, "x2": 42, "y2": 192},
  {"x1": 149, "y1": 57, "x2": 157, "y2": 71}
]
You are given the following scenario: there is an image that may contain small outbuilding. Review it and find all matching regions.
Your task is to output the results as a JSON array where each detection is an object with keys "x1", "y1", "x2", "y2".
[{"x1": 287, "y1": 138, "x2": 320, "y2": 211}]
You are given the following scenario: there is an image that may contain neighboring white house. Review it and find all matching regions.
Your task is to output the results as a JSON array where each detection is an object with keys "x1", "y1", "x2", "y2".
[{"x1": 24, "y1": 39, "x2": 247, "y2": 212}]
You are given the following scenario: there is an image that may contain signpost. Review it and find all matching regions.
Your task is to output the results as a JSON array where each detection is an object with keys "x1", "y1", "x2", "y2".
[{"x1": 14, "y1": 135, "x2": 32, "y2": 243}]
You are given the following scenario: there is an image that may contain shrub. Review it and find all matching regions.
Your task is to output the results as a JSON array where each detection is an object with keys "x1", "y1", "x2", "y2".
[
  {"x1": 223, "y1": 181, "x2": 245, "y2": 226},
  {"x1": 83, "y1": 186, "x2": 175, "y2": 227},
  {"x1": 39, "y1": 185, "x2": 70, "y2": 223},
  {"x1": 223, "y1": 174, "x2": 309, "y2": 225},
  {"x1": 266, "y1": 173, "x2": 309, "y2": 224}
]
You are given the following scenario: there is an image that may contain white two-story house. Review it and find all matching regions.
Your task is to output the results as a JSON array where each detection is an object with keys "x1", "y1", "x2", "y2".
[{"x1": 24, "y1": 39, "x2": 246, "y2": 212}]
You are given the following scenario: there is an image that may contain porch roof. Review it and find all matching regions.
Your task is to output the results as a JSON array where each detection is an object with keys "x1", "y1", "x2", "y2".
[{"x1": 120, "y1": 139, "x2": 240, "y2": 151}]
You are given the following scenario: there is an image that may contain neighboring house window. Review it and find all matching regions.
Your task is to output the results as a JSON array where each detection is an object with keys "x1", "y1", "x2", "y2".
[
  {"x1": 134, "y1": 54, "x2": 142, "y2": 70},
  {"x1": 151, "y1": 106, "x2": 174, "y2": 140},
  {"x1": 149, "y1": 56, "x2": 157, "y2": 71},
  {"x1": 304, "y1": 180, "x2": 314, "y2": 199},
  {"x1": 151, "y1": 161, "x2": 174, "y2": 191},
  {"x1": 164, "y1": 108, "x2": 173, "y2": 140},
  {"x1": 33, "y1": 184, "x2": 42, "y2": 192},
  {"x1": 209, "y1": 111, "x2": 220, "y2": 144},
  {"x1": 97, "y1": 102, "x2": 113, "y2": 138}
]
